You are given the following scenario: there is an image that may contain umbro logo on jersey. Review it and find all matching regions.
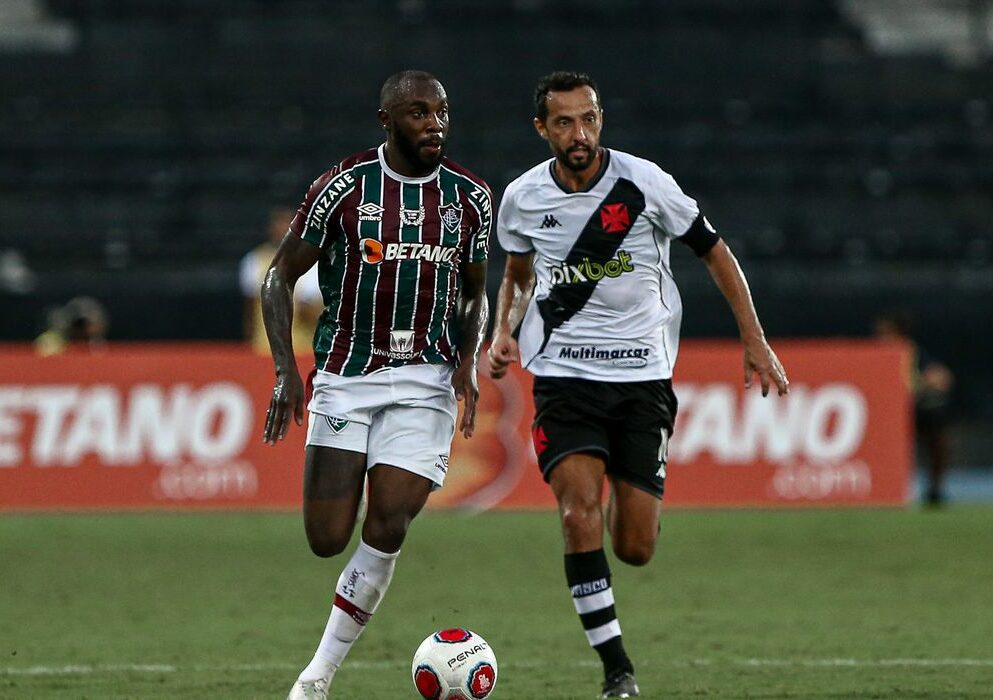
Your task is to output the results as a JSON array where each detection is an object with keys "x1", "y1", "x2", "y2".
[
  {"x1": 600, "y1": 203, "x2": 631, "y2": 233},
  {"x1": 356, "y1": 202, "x2": 384, "y2": 222},
  {"x1": 540, "y1": 214, "x2": 562, "y2": 229},
  {"x1": 434, "y1": 454, "x2": 450, "y2": 474}
]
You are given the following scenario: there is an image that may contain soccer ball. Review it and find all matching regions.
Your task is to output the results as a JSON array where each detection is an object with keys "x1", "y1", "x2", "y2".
[{"x1": 411, "y1": 628, "x2": 498, "y2": 699}]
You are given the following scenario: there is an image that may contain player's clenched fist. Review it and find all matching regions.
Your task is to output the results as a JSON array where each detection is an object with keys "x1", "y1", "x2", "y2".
[{"x1": 487, "y1": 335, "x2": 519, "y2": 379}]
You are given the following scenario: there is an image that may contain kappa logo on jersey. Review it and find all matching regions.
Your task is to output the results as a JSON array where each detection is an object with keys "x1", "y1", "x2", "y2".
[
  {"x1": 548, "y1": 249, "x2": 634, "y2": 284},
  {"x1": 540, "y1": 214, "x2": 562, "y2": 229},
  {"x1": 400, "y1": 206, "x2": 425, "y2": 226},
  {"x1": 325, "y1": 416, "x2": 350, "y2": 433},
  {"x1": 360, "y1": 239, "x2": 458, "y2": 265},
  {"x1": 356, "y1": 202, "x2": 384, "y2": 222},
  {"x1": 438, "y1": 202, "x2": 463, "y2": 233},
  {"x1": 599, "y1": 202, "x2": 631, "y2": 233}
]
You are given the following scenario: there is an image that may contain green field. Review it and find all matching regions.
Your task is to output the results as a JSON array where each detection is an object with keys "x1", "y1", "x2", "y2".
[{"x1": 1, "y1": 507, "x2": 991, "y2": 699}]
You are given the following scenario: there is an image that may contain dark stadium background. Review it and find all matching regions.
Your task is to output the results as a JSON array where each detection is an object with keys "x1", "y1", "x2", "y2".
[{"x1": 1, "y1": 0, "x2": 991, "y2": 470}]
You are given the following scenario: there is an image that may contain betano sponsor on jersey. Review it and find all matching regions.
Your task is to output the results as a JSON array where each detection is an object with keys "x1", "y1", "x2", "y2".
[{"x1": 360, "y1": 239, "x2": 458, "y2": 265}]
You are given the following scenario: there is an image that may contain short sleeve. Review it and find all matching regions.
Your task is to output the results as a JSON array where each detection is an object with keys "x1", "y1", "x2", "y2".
[
  {"x1": 465, "y1": 182, "x2": 494, "y2": 264},
  {"x1": 496, "y1": 185, "x2": 532, "y2": 254},
  {"x1": 645, "y1": 166, "x2": 700, "y2": 239},
  {"x1": 289, "y1": 164, "x2": 355, "y2": 249}
]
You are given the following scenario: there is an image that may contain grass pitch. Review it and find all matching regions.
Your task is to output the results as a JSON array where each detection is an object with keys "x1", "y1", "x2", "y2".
[{"x1": 1, "y1": 507, "x2": 991, "y2": 698}]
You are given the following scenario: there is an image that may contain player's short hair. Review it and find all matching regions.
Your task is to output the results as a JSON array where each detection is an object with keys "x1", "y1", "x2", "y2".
[
  {"x1": 534, "y1": 71, "x2": 600, "y2": 121},
  {"x1": 380, "y1": 70, "x2": 440, "y2": 110}
]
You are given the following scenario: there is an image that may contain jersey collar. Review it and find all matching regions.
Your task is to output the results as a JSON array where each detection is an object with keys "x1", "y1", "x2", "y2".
[
  {"x1": 548, "y1": 147, "x2": 611, "y2": 194},
  {"x1": 378, "y1": 143, "x2": 441, "y2": 184}
]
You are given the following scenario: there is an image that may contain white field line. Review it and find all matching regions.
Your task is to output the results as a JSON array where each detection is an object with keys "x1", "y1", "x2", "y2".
[{"x1": 3, "y1": 658, "x2": 993, "y2": 676}]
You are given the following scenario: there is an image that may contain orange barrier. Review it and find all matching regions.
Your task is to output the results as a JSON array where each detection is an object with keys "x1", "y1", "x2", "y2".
[{"x1": 0, "y1": 341, "x2": 910, "y2": 510}]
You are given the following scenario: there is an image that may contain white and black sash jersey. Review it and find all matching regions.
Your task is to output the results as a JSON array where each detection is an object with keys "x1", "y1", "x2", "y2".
[{"x1": 497, "y1": 148, "x2": 719, "y2": 382}]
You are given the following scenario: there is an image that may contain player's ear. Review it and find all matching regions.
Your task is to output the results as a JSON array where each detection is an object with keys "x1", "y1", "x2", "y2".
[
  {"x1": 378, "y1": 109, "x2": 390, "y2": 131},
  {"x1": 533, "y1": 117, "x2": 548, "y2": 140}
]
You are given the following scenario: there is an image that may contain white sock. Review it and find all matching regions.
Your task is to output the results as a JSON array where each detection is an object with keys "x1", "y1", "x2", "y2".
[{"x1": 298, "y1": 540, "x2": 399, "y2": 682}]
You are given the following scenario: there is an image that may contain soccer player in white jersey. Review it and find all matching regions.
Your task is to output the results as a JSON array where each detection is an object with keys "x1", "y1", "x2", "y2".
[
  {"x1": 488, "y1": 71, "x2": 789, "y2": 699},
  {"x1": 262, "y1": 70, "x2": 492, "y2": 699}
]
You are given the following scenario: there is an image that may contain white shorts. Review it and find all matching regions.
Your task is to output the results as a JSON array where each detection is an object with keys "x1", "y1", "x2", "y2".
[{"x1": 306, "y1": 363, "x2": 457, "y2": 487}]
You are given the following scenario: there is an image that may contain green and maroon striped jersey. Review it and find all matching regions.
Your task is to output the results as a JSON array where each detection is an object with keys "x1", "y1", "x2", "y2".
[{"x1": 289, "y1": 145, "x2": 493, "y2": 376}]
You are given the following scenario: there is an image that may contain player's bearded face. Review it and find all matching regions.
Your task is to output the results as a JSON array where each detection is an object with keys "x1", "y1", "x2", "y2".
[
  {"x1": 394, "y1": 122, "x2": 447, "y2": 169},
  {"x1": 540, "y1": 87, "x2": 603, "y2": 173},
  {"x1": 557, "y1": 140, "x2": 597, "y2": 171}
]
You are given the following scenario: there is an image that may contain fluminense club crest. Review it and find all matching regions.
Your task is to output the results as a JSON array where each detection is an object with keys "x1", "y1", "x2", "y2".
[
  {"x1": 438, "y1": 202, "x2": 463, "y2": 233},
  {"x1": 325, "y1": 416, "x2": 349, "y2": 433}
]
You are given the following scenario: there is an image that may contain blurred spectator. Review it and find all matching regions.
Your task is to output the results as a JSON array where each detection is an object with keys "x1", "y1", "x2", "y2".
[
  {"x1": 240, "y1": 207, "x2": 323, "y2": 355},
  {"x1": 34, "y1": 296, "x2": 108, "y2": 356},
  {"x1": 0, "y1": 249, "x2": 35, "y2": 294},
  {"x1": 874, "y1": 311, "x2": 955, "y2": 506}
]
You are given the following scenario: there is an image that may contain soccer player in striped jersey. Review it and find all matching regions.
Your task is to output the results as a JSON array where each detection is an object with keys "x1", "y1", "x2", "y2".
[
  {"x1": 488, "y1": 72, "x2": 789, "y2": 698},
  {"x1": 261, "y1": 70, "x2": 492, "y2": 700}
]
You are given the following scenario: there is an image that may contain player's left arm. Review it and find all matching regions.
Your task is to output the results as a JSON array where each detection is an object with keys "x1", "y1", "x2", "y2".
[
  {"x1": 452, "y1": 260, "x2": 489, "y2": 438},
  {"x1": 701, "y1": 240, "x2": 789, "y2": 397}
]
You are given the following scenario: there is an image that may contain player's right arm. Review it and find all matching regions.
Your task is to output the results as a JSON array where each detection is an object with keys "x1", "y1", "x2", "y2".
[
  {"x1": 488, "y1": 251, "x2": 534, "y2": 379},
  {"x1": 260, "y1": 233, "x2": 322, "y2": 444}
]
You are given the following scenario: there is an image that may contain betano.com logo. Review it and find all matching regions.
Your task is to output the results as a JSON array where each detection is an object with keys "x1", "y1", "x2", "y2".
[
  {"x1": 0, "y1": 383, "x2": 257, "y2": 500},
  {"x1": 360, "y1": 239, "x2": 457, "y2": 264},
  {"x1": 672, "y1": 382, "x2": 872, "y2": 500}
]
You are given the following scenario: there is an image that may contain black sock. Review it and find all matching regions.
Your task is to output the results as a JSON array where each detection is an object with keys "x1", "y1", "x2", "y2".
[{"x1": 564, "y1": 549, "x2": 634, "y2": 677}]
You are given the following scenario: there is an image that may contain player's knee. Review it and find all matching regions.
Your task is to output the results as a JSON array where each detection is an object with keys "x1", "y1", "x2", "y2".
[
  {"x1": 560, "y1": 501, "x2": 603, "y2": 541},
  {"x1": 304, "y1": 519, "x2": 355, "y2": 558},
  {"x1": 306, "y1": 530, "x2": 351, "y2": 558},
  {"x1": 613, "y1": 538, "x2": 655, "y2": 567},
  {"x1": 362, "y1": 513, "x2": 412, "y2": 552}
]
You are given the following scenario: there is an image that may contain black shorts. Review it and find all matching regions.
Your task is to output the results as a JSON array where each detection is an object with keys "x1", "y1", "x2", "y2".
[{"x1": 531, "y1": 376, "x2": 678, "y2": 498}]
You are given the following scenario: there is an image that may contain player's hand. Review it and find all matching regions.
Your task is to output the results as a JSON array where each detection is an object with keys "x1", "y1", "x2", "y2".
[
  {"x1": 487, "y1": 334, "x2": 519, "y2": 379},
  {"x1": 452, "y1": 362, "x2": 479, "y2": 439},
  {"x1": 744, "y1": 339, "x2": 789, "y2": 397},
  {"x1": 264, "y1": 370, "x2": 305, "y2": 444}
]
